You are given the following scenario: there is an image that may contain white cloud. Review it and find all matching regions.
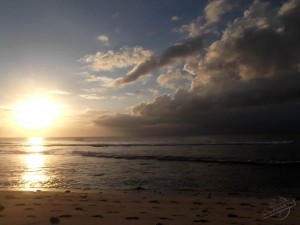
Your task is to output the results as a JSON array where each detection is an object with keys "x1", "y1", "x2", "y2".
[
  {"x1": 83, "y1": 75, "x2": 115, "y2": 87},
  {"x1": 278, "y1": 0, "x2": 298, "y2": 15},
  {"x1": 97, "y1": 35, "x2": 109, "y2": 45},
  {"x1": 80, "y1": 94, "x2": 107, "y2": 100},
  {"x1": 80, "y1": 46, "x2": 153, "y2": 72},
  {"x1": 114, "y1": 35, "x2": 204, "y2": 86},
  {"x1": 48, "y1": 89, "x2": 70, "y2": 95},
  {"x1": 80, "y1": 94, "x2": 125, "y2": 100},
  {"x1": 171, "y1": 16, "x2": 181, "y2": 21},
  {"x1": 125, "y1": 88, "x2": 159, "y2": 96},
  {"x1": 0, "y1": 105, "x2": 12, "y2": 111},
  {"x1": 173, "y1": 17, "x2": 212, "y2": 38},
  {"x1": 157, "y1": 69, "x2": 190, "y2": 89},
  {"x1": 81, "y1": 88, "x2": 104, "y2": 93},
  {"x1": 204, "y1": 0, "x2": 237, "y2": 23}
]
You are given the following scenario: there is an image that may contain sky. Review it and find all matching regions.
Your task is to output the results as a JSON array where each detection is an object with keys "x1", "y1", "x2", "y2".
[{"x1": 0, "y1": 0, "x2": 300, "y2": 137}]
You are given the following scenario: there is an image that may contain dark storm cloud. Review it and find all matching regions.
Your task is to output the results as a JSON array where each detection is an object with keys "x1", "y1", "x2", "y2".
[
  {"x1": 94, "y1": 0, "x2": 300, "y2": 136},
  {"x1": 132, "y1": 72, "x2": 300, "y2": 117},
  {"x1": 114, "y1": 35, "x2": 204, "y2": 85},
  {"x1": 94, "y1": 101, "x2": 300, "y2": 136}
]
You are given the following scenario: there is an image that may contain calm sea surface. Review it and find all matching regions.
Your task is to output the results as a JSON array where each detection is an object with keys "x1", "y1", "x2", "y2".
[{"x1": 0, "y1": 135, "x2": 299, "y2": 195}]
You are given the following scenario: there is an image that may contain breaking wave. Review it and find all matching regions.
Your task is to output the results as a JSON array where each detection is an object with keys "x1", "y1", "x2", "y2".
[{"x1": 74, "y1": 151, "x2": 300, "y2": 166}]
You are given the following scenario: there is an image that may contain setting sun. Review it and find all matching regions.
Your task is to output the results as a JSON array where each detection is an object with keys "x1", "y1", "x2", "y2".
[{"x1": 15, "y1": 97, "x2": 60, "y2": 129}]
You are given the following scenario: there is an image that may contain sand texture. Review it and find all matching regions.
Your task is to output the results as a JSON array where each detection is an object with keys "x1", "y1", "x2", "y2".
[{"x1": 0, "y1": 190, "x2": 298, "y2": 225}]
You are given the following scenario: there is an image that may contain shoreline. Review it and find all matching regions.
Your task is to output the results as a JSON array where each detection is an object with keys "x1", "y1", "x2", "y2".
[{"x1": 0, "y1": 189, "x2": 298, "y2": 225}]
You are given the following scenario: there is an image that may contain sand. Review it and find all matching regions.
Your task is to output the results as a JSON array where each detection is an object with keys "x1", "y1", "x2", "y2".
[{"x1": 0, "y1": 190, "x2": 298, "y2": 225}]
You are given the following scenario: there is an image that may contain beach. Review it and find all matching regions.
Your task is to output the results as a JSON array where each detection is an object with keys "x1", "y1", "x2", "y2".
[
  {"x1": 0, "y1": 136, "x2": 299, "y2": 224},
  {"x1": 0, "y1": 190, "x2": 298, "y2": 225}
]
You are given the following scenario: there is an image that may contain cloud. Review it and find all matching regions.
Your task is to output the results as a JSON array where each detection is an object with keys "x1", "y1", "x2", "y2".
[
  {"x1": 0, "y1": 105, "x2": 12, "y2": 112},
  {"x1": 93, "y1": 0, "x2": 300, "y2": 136},
  {"x1": 80, "y1": 94, "x2": 107, "y2": 100},
  {"x1": 204, "y1": 0, "x2": 237, "y2": 23},
  {"x1": 80, "y1": 46, "x2": 153, "y2": 72},
  {"x1": 157, "y1": 69, "x2": 190, "y2": 89},
  {"x1": 83, "y1": 75, "x2": 115, "y2": 87},
  {"x1": 173, "y1": 17, "x2": 212, "y2": 38},
  {"x1": 94, "y1": 101, "x2": 300, "y2": 136},
  {"x1": 97, "y1": 35, "x2": 109, "y2": 45},
  {"x1": 134, "y1": 72, "x2": 300, "y2": 116},
  {"x1": 48, "y1": 89, "x2": 70, "y2": 95},
  {"x1": 80, "y1": 94, "x2": 125, "y2": 100},
  {"x1": 171, "y1": 15, "x2": 181, "y2": 21},
  {"x1": 126, "y1": 88, "x2": 159, "y2": 97},
  {"x1": 188, "y1": 0, "x2": 300, "y2": 87},
  {"x1": 114, "y1": 34, "x2": 205, "y2": 85},
  {"x1": 278, "y1": 0, "x2": 298, "y2": 15}
]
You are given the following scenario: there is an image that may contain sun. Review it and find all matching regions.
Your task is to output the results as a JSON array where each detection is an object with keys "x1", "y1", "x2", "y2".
[{"x1": 15, "y1": 97, "x2": 60, "y2": 129}]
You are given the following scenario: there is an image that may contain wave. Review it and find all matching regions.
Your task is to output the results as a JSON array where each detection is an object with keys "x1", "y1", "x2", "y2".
[
  {"x1": 75, "y1": 151, "x2": 300, "y2": 166},
  {"x1": 0, "y1": 140, "x2": 295, "y2": 148},
  {"x1": 0, "y1": 149, "x2": 60, "y2": 155}
]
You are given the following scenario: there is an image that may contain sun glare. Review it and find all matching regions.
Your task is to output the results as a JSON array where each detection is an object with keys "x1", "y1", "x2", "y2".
[
  {"x1": 15, "y1": 97, "x2": 60, "y2": 129},
  {"x1": 26, "y1": 137, "x2": 45, "y2": 153}
]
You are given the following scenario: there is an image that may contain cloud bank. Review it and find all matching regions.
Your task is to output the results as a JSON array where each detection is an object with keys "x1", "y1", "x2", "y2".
[{"x1": 91, "y1": 0, "x2": 300, "y2": 135}]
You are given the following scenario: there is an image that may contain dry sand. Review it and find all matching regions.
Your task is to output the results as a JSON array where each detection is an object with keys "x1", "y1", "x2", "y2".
[{"x1": 0, "y1": 190, "x2": 298, "y2": 225}]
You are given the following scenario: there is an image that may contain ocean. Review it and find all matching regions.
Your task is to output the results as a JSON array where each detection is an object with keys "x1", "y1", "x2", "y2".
[{"x1": 0, "y1": 135, "x2": 299, "y2": 196}]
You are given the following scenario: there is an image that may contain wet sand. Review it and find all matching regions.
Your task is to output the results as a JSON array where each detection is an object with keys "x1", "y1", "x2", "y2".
[{"x1": 0, "y1": 190, "x2": 298, "y2": 225}]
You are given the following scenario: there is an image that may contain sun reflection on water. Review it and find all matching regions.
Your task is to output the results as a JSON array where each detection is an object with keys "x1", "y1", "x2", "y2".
[
  {"x1": 26, "y1": 137, "x2": 44, "y2": 153},
  {"x1": 22, "y1": 137, "x2": 49, "y2": 190}
]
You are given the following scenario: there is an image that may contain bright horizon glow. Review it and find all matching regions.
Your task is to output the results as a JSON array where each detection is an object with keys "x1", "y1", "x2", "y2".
[
  {"x1": 14, "y1": 97, "x2": 60, "y2": 130},
  {"x1": 26, "y1": 137, "x2": 45, "y2": 153}
]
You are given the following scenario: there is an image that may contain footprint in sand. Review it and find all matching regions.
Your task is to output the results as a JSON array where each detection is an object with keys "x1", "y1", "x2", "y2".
[
  {"x1": 126, "y1": 216, "x2": 139, "y2": 220},
  {"x1": 158, "y1": 217, "x2": 173, "y2": 220},
  {"x1": 216, "y1": 202, "x2": 226, "y2": 205},
  {"x1": 92, "y1": 214, "x2": 104, "y2": 218},
  {"x1": 50, "y1": 217, "x2": 60, "y2": 224},
  {"x1": 15, "y1": 203, "x2": 25, "y2": 206},
  {"x1": 107, "y1": 211, "x2": 119, "y2": 213},
  {"x1": 149, "y1": 200, "x2": 160, "y2": 203},
  {"x1": 5, "y1": 196, "x2": 15, "y2": 199},
  {"x1": 59, "y1": 214, "x2": 72, "y2": 218},
  {"x1": 32, "y1": 203, "x2": 41, "y2": 206},
  {"x1": 193, "y1": 219, "x2": 209, "y2": 223},
  {"x1": 74, "y1": 207, "x2": 84, "y2": 211},
  {"x1": 24, "y1": 208, "x2": 34, "y2": 211},
  {"x1": 193, "y1": 201, "x2": 202, "y2": 205}
]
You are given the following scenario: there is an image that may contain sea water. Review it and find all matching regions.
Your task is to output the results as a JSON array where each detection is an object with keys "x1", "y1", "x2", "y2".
[{"x1": 0, "y1": 135, "x2": 299, "y2": 196}]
